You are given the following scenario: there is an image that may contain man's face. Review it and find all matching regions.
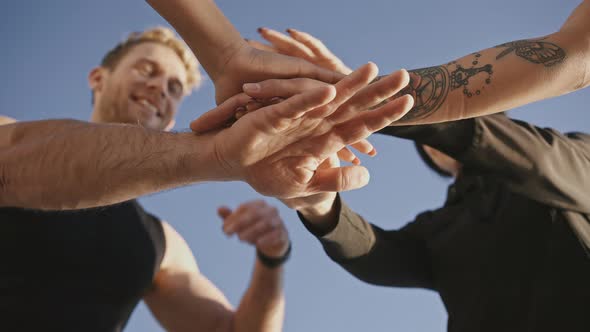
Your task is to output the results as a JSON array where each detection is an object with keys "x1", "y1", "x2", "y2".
[{"x1": 90, "y1": 42, "x2": 192, "y2": 131}]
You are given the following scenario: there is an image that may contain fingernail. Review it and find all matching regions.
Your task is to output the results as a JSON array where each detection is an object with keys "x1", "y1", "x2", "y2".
[
  {"x1": 235, "y1": 106, "x2": 246, "y2": 113},
  {"x1": 286, "y1": 28, "x2": 294, "y2": 33},
  {"x1": 269, "y1": 96, "x2": 283, "y2": 104},
  {"x1": 243, "y1": 83, "x2": 260, "y2": 93},
  {"x1": 257, "y1": 27, "x2": 265, "y2": 33}
]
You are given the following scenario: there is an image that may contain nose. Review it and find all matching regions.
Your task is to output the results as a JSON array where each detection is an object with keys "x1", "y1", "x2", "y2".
[{"x1": 146, "y1": 75, "x2": 168, "y2": 99}]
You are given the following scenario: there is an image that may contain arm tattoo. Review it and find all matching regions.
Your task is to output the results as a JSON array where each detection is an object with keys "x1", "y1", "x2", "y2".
[
  {"x1": 394, "y1": 66, "x2": 450, "y2": 122},
  {"x1": 387, "y1": 54, "x2": 494, "y2": 123},
  {"x1": 495, "y1": 38, "x2": 566, "y2": 66}
]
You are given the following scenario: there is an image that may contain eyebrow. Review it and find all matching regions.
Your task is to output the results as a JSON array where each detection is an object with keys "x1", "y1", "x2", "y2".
[{"x1": 135, "y1": 58, "x2": 187, "y2": 94}]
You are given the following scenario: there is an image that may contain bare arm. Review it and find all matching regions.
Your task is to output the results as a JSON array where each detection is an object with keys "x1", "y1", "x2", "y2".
[
  {"x1": 146, "y1": 201, "x2": 289, "y2": 332},
  {"x1": 145, "y1": 0, "x2": 343, "y2": 104},
  {"x1": 0, "y1": 119, "x2": 219, "y2": 210},
  {"x1": 0, "y1": 116, "x2": 16, "y2": 125},
  {"x1": 251, "y1": 0, "x2": 590, "y2": 124},
  {"x1": 388, "y1": 9, "x2": 590, "y2": 124},
  {"x1": 2, "y1": 63, "x2": 413, "y2": 210},
  {"x1": 145, "y1": 0, "x2": 242, "y2": 83}
]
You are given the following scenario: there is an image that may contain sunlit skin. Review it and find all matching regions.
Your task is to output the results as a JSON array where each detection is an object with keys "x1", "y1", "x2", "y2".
[
  {"x1": 422, "y1": 145, "x2": 462, "y2": 178},
  {"x1": 88, "y1": 42, "x2": 194, "y2": 131}
]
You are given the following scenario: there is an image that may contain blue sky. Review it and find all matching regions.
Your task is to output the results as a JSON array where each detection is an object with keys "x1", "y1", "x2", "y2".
[{"x1": 1, "y1": 0, "x2": 588, "y2": 331}]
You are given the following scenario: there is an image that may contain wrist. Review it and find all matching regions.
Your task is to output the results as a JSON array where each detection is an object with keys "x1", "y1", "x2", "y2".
[
  {"x1": 180, "y1": 132, "x2": 237, "y2": 182},
  {"x1": 298, "y1": 196, "x2": 337, "y2": 219},
  {"x1": 297, "y1": 195, "x2": 339, "y2": 233},
  {"x1": 211, "y1": 39, "x2": 248, "y2": 82},
  {"x1": 257, "y1": 242, "x2": 292, "y2": 269}
]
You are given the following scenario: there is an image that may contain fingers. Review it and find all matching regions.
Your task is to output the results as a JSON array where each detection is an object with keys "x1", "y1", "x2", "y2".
[
  {"x1": 350, "y1": 139, "x2": 377, "y2": 156},
  {"x1": 242, "y1": 62, "x2": 378, "y2": 122},
  {"x1": 286, "y1": 28, "x2": 352, "y2": 74},
  {"x1": 190, "y1": 93, "x2": 253, "y2": 134},
  {"x1": 221, "y1": 200, "x2": 270, "y2": 235},
  {"x1": 335, "y1": 94, "x2": 415, "y2": 144},
  {"x1": 328, "y1": 69, "x2": 411, "y2": 124},
  {"x1": 308, "y1": 165, "x2": 370, "y2": 193},
  {"x1": 245, "y1": 38, "x2": 277, "y2": 53},
  {"x1": 290, "y1": 53, "x2": 345, "y2": 84},
  {"x1": 243, "y1": 77, "x2": 329, "y2": 100},
  {"x1": 336, "y1": 139, "x2": 377, "y2": 165},
  {"x1": 258, "y1": 85, "x2": 336, "y2": 132},
  {"x1": 337, "y1": 147, "x2": 360, "y2": 165},
  {"x1": 352, "y1": 69, "x2": 411, "y2": 111},
  {"x1": 258, "y1": 27, "x2": 315, "y2": 60},
  {"x1": 217, "y1": 206, "x2": 232, "y2": 219},
  {"x1": 285, "y1": 28, "x2": 329, "y2": 59},
  {"x1": 220, "y1": 200, "x2": 288, "y2": 255},
  {"x1": 295, "y1": 94, "x2": 413, "y2": 160},
  {"x1": 308, "y1": 62, "x2": 379, "y2": 119}
]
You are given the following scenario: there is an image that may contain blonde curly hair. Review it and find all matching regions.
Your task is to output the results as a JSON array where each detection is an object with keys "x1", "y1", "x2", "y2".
[{"x1": 101, "y1": 26, "x2": 201, "y2": 91}]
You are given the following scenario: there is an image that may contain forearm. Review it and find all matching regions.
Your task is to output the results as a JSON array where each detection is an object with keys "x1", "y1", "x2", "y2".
[
  {"x1": 298, "y1": 197, "x2": 434, "y2": 288},
  {"x1": 146, "y1": 0, "x2": 244, "y2": 81},
  {"x1": 383, "y1": 1, "x2": 590, "y2": 124},
  {"x1": 232, "y1": 261, "x2": 285, "y2": 332},
  {"x1": 0, "y1": 119, "x2": 224, "y2": 210},
  {"x1": 389, "y1": 31, "x2": 585, "y2": 124}
]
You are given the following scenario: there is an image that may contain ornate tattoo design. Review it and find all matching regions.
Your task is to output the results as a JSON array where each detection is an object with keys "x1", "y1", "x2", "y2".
[
  {"x1": 379, "y1": 55, "x2": 494, "y2": 123},
  {"x1": 448, "y1": 53, "x2": 494, "y2": 98},
  {"x1": 395, "y1": 66, "x2": 450, "y2": 122},
  {"x1": 495, "y1": 39, "x2": 566, "y2": 66}
]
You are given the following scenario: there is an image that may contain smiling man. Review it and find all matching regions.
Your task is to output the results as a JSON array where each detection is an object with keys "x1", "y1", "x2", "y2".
[
  {"x1": 88, "y1": 28, "x2": 198, "y2": 131},
  {"x1": 0, "y1": 27, "x2": 293, "y2": 332}
]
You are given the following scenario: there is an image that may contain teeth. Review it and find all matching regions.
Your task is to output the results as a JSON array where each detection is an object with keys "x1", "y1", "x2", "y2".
[{"x1": 138, "y1": 99, "x2": 159, "y2": 113}]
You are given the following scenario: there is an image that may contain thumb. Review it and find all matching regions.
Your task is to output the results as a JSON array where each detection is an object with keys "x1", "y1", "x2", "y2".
[
  {"x1": 308, "y1": 165, "x2": 370, "y2": 193},
  {"x1": 217, "y1": 206, "x2": 233, "y2": 219},
  {"x1": 191, "y1": 93, "x2": 252, "y2": 134}
]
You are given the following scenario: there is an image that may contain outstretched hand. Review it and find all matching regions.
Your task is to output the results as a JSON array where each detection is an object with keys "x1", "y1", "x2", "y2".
[
  {"x1": 192, "y1": 63, "x2": 414, "y2": 199},
  {"x1": 249, "y1": 27, "x2": 352, "y2": 75},
  {"x1": 212, "y1": 42, "x2": 346, "y2": 104}
]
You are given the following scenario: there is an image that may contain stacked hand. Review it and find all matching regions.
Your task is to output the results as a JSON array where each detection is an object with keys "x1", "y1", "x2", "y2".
[
  {"x1": 192, "y1": 63, "x2": 413, "y2": 199},
  {"x1": 218, "y1": 200, "x2": 289, "y2": 259},
  {"x1": 249, "y1": 27, "x2": 352, "y2": 76},
  {"x1": 212, "y1": 41, "x2": 346, "y2": 104}
]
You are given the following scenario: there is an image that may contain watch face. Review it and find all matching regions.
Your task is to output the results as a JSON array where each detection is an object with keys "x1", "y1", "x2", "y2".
[{"x1": 405, "y1": 67, "x2": 450, "y2": 121}]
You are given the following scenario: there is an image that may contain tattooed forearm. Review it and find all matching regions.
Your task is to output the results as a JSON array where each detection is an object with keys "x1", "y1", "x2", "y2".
[
  {"x1": 387, "y1": 55, "x2": 494, "y2": 123},
  {"x1": 495, "y1": 38, "x2": 566, "y2": 66},
  {"x1": 448, "y1": 53, "x2": 494, "y2": 97},
  {"x1": 393, "y1": 66, "x2": 450, "y2": 122}
]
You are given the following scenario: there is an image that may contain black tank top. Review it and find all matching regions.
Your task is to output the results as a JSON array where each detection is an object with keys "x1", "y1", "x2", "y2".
[{"x1": 0, "y1": 200, "x2": 166, "y2": 331}]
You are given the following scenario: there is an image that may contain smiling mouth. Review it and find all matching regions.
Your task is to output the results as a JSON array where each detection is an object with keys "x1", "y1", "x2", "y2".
[{"x1": 132, "y1": 96, "x2": 161, "y2": 117}]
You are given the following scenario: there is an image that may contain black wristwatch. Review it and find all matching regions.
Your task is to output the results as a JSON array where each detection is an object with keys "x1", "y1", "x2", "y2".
[{"x1": 257, "y1": 242, "x2": 292, "y2": 268}]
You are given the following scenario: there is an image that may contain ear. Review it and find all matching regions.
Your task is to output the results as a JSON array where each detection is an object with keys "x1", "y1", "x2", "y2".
[
  {"x1": 164, "y1": 118, "x2": 176, "y2": 131},
  {"x1": 88, "y1": 67, "x2": 106, "y2": 93}
]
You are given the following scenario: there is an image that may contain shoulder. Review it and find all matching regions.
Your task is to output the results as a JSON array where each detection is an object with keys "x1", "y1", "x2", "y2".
[
  {"x1": 0, "y1": 116, "x2": 17, "y2": 125},
  {"x1": 156, "y1": 220, "x2": 200, "y2": 278}
]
